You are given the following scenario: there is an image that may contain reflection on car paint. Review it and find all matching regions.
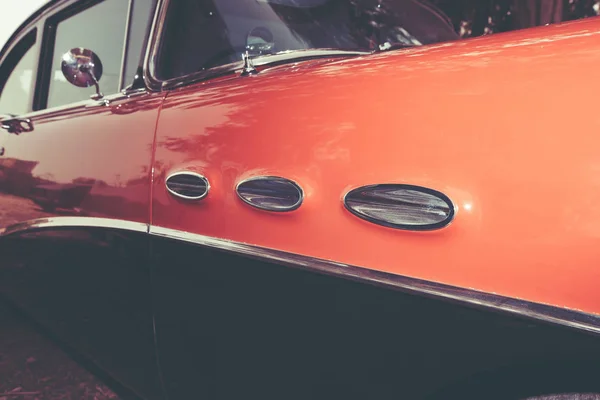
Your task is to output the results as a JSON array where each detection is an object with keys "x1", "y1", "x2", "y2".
[
  {"x1": 152, "y1": 17, "x2": 600, "y2": 319},
  {"x1": 0, "y1": 93, "x2": 164, "y2": 228}
]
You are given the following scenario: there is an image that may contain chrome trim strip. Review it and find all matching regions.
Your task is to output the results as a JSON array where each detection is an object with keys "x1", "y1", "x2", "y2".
[
  {"x1": 118, "y1": 0, "x2": 135, "y2": 91},
  {"x1": 11, "y1": 90, "x2": 147, "y2": 123},
  {"x1": 2, "y1": 216, "x2": 599, "y2": 336},
  {"x1": 0, "y1": 217, "x2": 148, "y2": 237},
  {"x1": 165, "y1": 171, "x2": 210, "y2": 200},
  {"x1": 150, "y1": 225, "x2": 600, "y2": 336},
  {"x1": 143, "y1": 0, "x2": 169, "y2": 91}
]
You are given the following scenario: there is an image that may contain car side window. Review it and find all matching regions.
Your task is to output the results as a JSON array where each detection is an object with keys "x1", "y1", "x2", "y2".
[
  {"x1": 46, "y1": 0, "x2": 129, "y2": 109},
  {"x1": 0, "y1": 30, "x2": 37, "y2": 116},
  {"x1": 123, "y1": 0, "x2": 158, "y2": 88}
]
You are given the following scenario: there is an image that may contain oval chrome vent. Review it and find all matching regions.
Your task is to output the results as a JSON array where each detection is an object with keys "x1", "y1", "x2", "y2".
[
  {"x1": 343, "y1": 184, "x2": 454, "y2": 231},
  {"x1": 165, "y1": 172, "x2": 210, "y2": 200},
  {"x1": 236, "y1": 176, "x2": 303, "y2": 212}
]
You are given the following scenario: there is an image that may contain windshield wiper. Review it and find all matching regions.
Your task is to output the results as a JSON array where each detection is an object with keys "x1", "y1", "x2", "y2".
[
  {"x1": 249, "y1": 48, "x2": 370, "y2": 68},
  {"x1": 375, "y1": 42, "x2": 416, "y2": 52},
  {"x1": 237, "y1": 48, "x2": 370, "y2": 76}
]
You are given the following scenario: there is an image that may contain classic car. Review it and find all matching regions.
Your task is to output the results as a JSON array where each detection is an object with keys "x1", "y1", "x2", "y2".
[{"x1": 2, "y1": 0, "x2": 600, "y2": 399}]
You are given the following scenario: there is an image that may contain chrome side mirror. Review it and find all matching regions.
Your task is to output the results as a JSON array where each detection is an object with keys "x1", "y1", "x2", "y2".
[
  {"x1": 61, "y1": 48, "x2": 104, "y2": 100},
  {"x1": 246, "y1": 27, "x2": 275, "y2": 57}
]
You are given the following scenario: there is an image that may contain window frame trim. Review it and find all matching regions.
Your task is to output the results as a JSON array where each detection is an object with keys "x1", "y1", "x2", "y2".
[
  {"x1": 0, "y1": 28, "x2": 39, "y2": 116},
  {"x1": 39, "y1": 0, "x2": 135, "y2": 111},
  {"x1": 118, "y1": 0, "x2": 135, "y2": 91}
]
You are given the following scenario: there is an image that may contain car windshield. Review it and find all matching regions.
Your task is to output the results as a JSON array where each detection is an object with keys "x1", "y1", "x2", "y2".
[{"x1": 156, "y1": 0, "x2": 459, "y2": 80}]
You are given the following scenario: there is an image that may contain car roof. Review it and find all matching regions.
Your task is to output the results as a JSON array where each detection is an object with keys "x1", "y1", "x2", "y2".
[{"x1": 0, "y1": 0, "x2": 64, "y2": 60}]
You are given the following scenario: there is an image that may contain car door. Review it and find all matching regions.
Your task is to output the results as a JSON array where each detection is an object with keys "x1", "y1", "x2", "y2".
[
  {"x1": 146, "y1": 1, "x2": 600, "y2": 399},
  {"x1": 146, "y1": 2, "x2": 487, "y2": 399},
  {"x1": 0, "y1": 1, "x2": 164, "y2": 398}
]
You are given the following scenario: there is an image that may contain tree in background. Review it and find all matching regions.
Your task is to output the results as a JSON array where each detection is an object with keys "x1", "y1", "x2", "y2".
[{"x1": 431, "y1": 0, "x2": 600, "y2": 38}]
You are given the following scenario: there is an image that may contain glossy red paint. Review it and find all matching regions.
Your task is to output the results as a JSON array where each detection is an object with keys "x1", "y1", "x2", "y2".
[
  {"x1": 152, "y1": 17, "x2": 600, "y2": 317},
  {"x1": 0, "y1": 92, "x2": 163, "y2": 227}
]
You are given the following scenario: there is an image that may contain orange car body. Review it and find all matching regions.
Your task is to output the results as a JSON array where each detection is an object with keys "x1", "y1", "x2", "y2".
[{"x1": 154, "y1": 18, "x2": 600, "y2": 317}]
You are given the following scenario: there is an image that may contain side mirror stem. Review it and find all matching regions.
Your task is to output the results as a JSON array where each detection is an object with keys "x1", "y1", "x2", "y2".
[{"x1": 83, "y1": 67, "x2": 104, "y2": 100}]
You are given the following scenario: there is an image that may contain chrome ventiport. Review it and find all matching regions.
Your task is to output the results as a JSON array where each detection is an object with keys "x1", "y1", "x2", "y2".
[
  {"x1": 236, "y1": 176, "x2": 303, "y2": 212},
  {"x1": 343, "y1": 184, "x2": 454, "y2": 231},
  {"x1": 165, "y1": 172, "x2": 210, "y2": 200}
]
